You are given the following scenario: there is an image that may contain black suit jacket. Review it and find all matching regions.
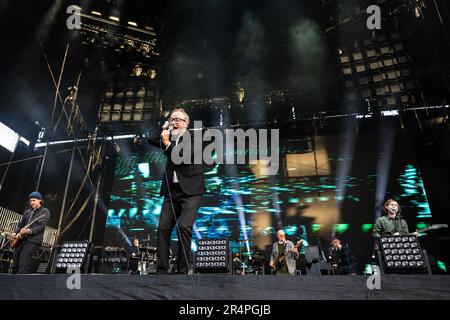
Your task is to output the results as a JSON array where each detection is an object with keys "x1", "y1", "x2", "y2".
[
  {"x1": 15, "y1": 206, "x2": 51, "y2": 245},
  {"x1": 148, "y1": 129, "x2": 205, "y2": 196}
]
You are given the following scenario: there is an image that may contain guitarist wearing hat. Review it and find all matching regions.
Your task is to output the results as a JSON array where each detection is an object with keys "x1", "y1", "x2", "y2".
[
  {"x1": 269, "y1": 230, "x2": 302, "y2": 275},
  {"x1": 11, "y1": 191, "x2": 51, "y2": 274}
]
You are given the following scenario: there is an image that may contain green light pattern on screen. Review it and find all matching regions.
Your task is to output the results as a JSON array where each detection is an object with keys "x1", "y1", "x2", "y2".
[
  {"x1": 398, "y1": 165, "x2": 432, "y2": 218},
  {"x1": 104, "y1": 131, "x2": 435, "y2": 268},
  {"x1": 361, "y1": 224, "x2": 373, "y2": 233},
  {"x1": 311, "y1": 224, "x2": 322, "y2": 234},
  {"x1": 335, "y1": 224, "x2": 349, "y2": 234},
  {"x1": 437, "y1": 260, "x2": 447, "y2": 272}
]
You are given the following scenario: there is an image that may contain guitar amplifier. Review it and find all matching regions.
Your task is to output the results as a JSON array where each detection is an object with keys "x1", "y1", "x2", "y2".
[{"x1": 378, "y1": 235, "x2": 430, "y2": 273}]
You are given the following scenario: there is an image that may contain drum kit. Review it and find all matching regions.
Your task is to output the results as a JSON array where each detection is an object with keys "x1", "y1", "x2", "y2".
[
  {"x1": 232, "y1": 239, "x2": 266, "y2": 275},
  {"x1": 131, "y1": 242, "x2": 158, "y2": 275}
]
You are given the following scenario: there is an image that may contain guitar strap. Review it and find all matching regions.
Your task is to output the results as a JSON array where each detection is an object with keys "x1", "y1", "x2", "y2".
[
  {"x1": 27, "y1": 208, "x2": 37, "y2": 224},
  {"x1": 26, "y1": 212, "x2": 47, "y2": 229}
]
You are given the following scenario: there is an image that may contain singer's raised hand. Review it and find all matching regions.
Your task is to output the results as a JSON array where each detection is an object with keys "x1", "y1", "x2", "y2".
[
  {"x1": 162, "y1": 120, "x2": 170, "y2": 130},
  {"x1": 161, "y1": 129, "x2": 171, "y2": 148}
]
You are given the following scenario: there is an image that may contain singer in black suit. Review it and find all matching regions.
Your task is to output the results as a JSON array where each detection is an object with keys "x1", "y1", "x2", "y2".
[
  {"x1": 12, "y1": 191, "x2": 51, "y2": 274},
  {"x1": 148, "y1": 108, "x2": 205, "y2": 274}
]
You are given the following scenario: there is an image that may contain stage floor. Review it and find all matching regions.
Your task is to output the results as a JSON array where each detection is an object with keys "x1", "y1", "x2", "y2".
[{"x1": 1, "y1": 274, "x2": 450, "y2": 300}]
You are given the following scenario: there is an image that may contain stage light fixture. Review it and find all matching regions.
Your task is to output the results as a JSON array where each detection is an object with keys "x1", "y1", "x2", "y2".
[
  {"x1": 100, "y1": 111, "x2": 110, "y2": 122},
  {"x1": 126, "y1": 90, "x2": 134, "y2": 98},
  {"x1": 113, "y1": 103, "x2": 122, "y2": 112},
  {"x1": 140, "y1": 43, "x2": 151, "y2": 54},
  {"x1": 378, "y1": 235, "x2": 430, "y2": 273},
  {"x1": 122, "y1": 111, "x2": 132, "y2": 121},
  {"x1": 124, "y1": 101, "x2": 133, "y2": 111},
  {"x1": 194, "y1": 239, "x2": 230, "y2": 273},
  {"x1": 148, "y1": 69, "x2": 157, "y2": 79},
  {"x1": 136, "y1": 87, "x2": 145, "y2": 98},
  {"x1": 235, "y1": 83, "x2": 245, "y2": 103},
  {"x1": 55, "y1": 241, "x2": 92, "y2": 273},
  {"x1": 353, "y1": 52, "x2": 363, "y2": 61},
  {"x1": 135, "y1": 100, "x2": 144, "y2": 110},
  {"x1": 133, "y1": 64, "x2": 143, "y2": 76},
  {"x1": 0, "y1": 121, "x2": 20, "y2": 153},
  {"x1": 132, "y1": 111, "x2": 143, "y2": 121},
  {"x1": 339, "y1": 55, "x2": 350, "y2": 64},
  {"x1": 102, "y1": 102, "x2": 111, "y2": 112},
  {"x1": 111, "y1": 112, "x2": 121, "y2": 121},
  {"x1": 415, "y1": 6, "x2": 421, "y2": 18},
  {"x1": 342, "y1": 67, "x2": 352, "y2": 75}
]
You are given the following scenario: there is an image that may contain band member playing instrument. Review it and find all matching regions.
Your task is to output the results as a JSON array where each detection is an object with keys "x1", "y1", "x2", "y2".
[
  {"x1": 373, "y1": 199, "x2": 419, "y2": 238},
  {"x1": 12, "y1": 192, "x2": 50, "y2": 274},
  {"x1": 269, "y1": 230, "x2": 300, "y2": 275},
  {"x1": 148, "y1": 108, "x2": 205, "y2": 274},
  {"x1": 328, "y1": 239, "x2": 358, "y2": 275}
]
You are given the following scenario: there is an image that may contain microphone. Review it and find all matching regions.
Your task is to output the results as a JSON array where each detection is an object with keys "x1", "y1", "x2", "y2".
[
  {"x1": 162, "y1": 120, "x2": 173, "y2": 132},
  {"x1": 391, "y1": 207, "x2": 401, "y2": 219},
  {"x1": 162, "y1": 120, "x2": 170, "y2": 129}
]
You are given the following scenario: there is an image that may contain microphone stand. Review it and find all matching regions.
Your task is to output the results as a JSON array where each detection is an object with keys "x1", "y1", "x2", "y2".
[{"x1": 396, "y1": 212, "x2": 403, "y2": 235}]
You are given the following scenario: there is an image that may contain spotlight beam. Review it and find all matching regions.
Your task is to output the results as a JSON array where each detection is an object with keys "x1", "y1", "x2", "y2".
[{"x1": 375, "y1": 126, "x2": 396, "y2": 219}]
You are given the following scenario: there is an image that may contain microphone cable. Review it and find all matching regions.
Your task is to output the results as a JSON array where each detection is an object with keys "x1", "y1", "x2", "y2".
[{"x1": 159, "y1": 130, "x2": 199, "y2": 300}]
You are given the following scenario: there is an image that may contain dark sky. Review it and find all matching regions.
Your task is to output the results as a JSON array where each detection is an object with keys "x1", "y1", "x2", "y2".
[
  {"x1": 0, "y1": 0, "x2": 337, "y2": 139},
  {"x1": 0, "y1": 0, "x2": 449, "y2": 140}
]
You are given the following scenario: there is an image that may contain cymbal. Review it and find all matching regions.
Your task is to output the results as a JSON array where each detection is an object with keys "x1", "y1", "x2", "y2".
[
  {"x1": 139, "y1": 245, "x2": 157, "y2": 251},
  {"x1": 252, "y1": 254, "x2": 266, "y2": 260}
]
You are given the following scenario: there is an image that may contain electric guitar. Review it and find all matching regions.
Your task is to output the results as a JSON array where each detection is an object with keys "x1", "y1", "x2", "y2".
[
  {"x1": 415, "y1": 224, "x2": 448, "y2": 234},
  {"x1": 10, "y1": 212, "x2": 47, "y2": 250},
  {"x1": 271, "y1": 239, "x2": 303, "y2": 274}
]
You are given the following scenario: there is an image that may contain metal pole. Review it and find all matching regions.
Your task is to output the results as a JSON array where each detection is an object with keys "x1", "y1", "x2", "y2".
[
  {"x1": 0, "y1": 144, "x2": 17, "y2": 193},
  {"x1": 88, "y1": 173, "x2": 102, "y2": 243},
  {"x1": 35, "y1": 143, "x2": 48, "y2": 190},
  {"x1": 50, "y1": 143, "x2": 76, "y2": 273}
]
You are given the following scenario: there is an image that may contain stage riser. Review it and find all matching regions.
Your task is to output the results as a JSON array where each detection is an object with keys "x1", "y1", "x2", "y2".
[{"x1": 1, "y1": 275, "x2": 449, "y2": 300}]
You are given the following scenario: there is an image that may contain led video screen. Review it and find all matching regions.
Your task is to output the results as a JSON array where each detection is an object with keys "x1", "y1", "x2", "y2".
[{"x1": 104, "y1": 129, "x2": 431, "y2": 270}]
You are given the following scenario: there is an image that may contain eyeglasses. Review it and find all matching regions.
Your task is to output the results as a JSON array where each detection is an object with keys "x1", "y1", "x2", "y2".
[{"x1": 169, "y1": 118, "x2": 186, "y2": 123}]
